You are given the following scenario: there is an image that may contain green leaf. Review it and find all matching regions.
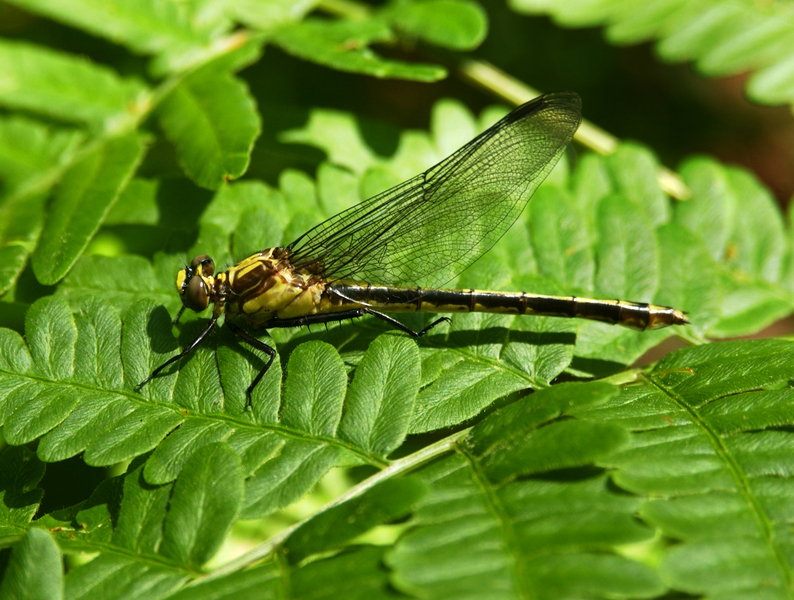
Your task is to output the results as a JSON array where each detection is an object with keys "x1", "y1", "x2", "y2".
[
  {"x1": 0, "y1": 297, "x2": 183, "y2": 460},
  {"x1": 0, "y1": 117, "x2": 84, "y2": 191},
  {"x1": 594, "y1": 193, "x2": 658, "y2": 301},
  {"x1": 568, "y1": 191, "x2": 668, "y2": 375},
  {"x1": 164, "y1": 562, "x2": 281, "y2": 600},
  {"x1": 283, "y1": 477, "x2": 426, "y2": 564},
  {"x1": 0, "y1": 446, "x2": 45, "y2": 540},
  {"x1": 338, "y1": 334, "x2": 421, "y2": 457},
  {"x1": 576, "y1": 339, "x2": 794, "y2": 599},
  {"x1": 0, "y1": 529, "x2": 63, "y2": 600},
  {"x1": 315, "y1": 162, "x2": 361, "y2": 218},
  {"x1": 0, "y1": 117, "x2": 84, "y2": 294},
  {"x1": 0, "y1": 193, "x2": 48, "y2": 296},
  {"x1": 390, "y1": 382, "x2": 660, "y2": 599},
  {"x1": 570, "y1": 152, "x2": 612, "y2": 215},
  {"x1": 201, "y1": 180, "x2": 288, "y2": 234},
  {"x1": 528, "y1": 185, "x2": 595, "y2": 292},
  {"x1": 273, "y1": 19, "x2": 447, "y2": 81},
  {"x1": 1, "y1": 296, "x2": 418, "y2": 525},
  {"x1": 64, "y1": 554, "x2": 186, "y2": 600},
  {"x1": 158, "y1": 69, "x2": 260, "y2": 190},
  {"x1": 0, "y1": 39, "x2": 147, "y2": 131},
  {"x1": 507, "y1": 0, "x2": 794, "y2": 108},
  {"x1": 464, "y1": 381, "x2": 626, "y2": 482},
  {"x1": 5, "y1": 0, "x2": 210, "y2": 58},
  {"x1": 408, "y1": 256, "x2": 573, "y2": 433},
  {"x1": 654, "y1": 222, "x2": 721, "y2": 336},
  {"x1": 281, "y1": 110, "x2": 381, "y2": 175},
  {"x1": 411, "y1": 356, "x2": 526, "y2": 433},
  {"x1": 281, "y1": 341, "x2": 347, "y2": 437},
  {"x1": 723, "y1": 167, "x2": 787, "y2": 284},
  {"x1": 231, "y1": 0, "x2": 320, "y2": 29},
  {"x1": 111, "y1": 463, "x2": 171, "y2": 554},
  {"x1": 57, "y1": 254, "x2": 178, "y2": 317},
  {"x1": 431, "y1": 98, "x2": 479, "y2": 156},
  {"x1": 290, "y1": 546, "x2": 395, "y2": 600},
  {"x1": 240, "y1": 440, "x2": 346, "y2": 519},
  {"x1": 38, "y1": 449, "x2": 238, "y2": 590},
  {"x1": 25, "y1": 295, "x2": 77, "y2": 383},
  {"x1": 383, "y1": 0, "x2": 488, "y2": 51},
  {"x1": 104, "y1": 178, "x2": 160, "y2": 225},
  {"x1": 56, "y1": 463, "x2": 184, "y2": 595},
  {"x1": 144, "y1": 419, "x2": 233, "y2": 485},
  {"x1": 676, "y1": 156, "x2": 738, "y2": 265},
  {"x1": 278, "y1": 169, "x2": 322, "y2": 224},
  {"x1": 31, "y1": 133, "x2": 148, "y2": 285},
  {"x1": 605, "y1": 144, "x2": 669, "y2": 227},
  {"x1": 675, "y1": 157, "x2": 794, "y2": 336},
  {"x1": 160, "y1": 442, "x2": 244, "y2": 568}
]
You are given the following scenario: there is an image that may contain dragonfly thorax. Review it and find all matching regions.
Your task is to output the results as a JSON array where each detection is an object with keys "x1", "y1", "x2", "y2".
[{"x1": 223, "y1": 248, "x2": 326, "y2": 327}]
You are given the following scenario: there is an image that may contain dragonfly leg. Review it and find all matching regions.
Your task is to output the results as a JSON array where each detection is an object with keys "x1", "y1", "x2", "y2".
[
  {"x1": 361, "y1": 309, "x2": 450, "y2": 337},
  {"x1": 226, "y1": 321, "x2": 276, "y2": 408},
  {"x1": 138, "y1": 316, "x2": 219, "y2": 390},
  {"x1": 266, "y1": 309, "x2": 449, "y2": 338},
  {"x1": 265, "y1": 309, "x2": 367, "y2": 331}
]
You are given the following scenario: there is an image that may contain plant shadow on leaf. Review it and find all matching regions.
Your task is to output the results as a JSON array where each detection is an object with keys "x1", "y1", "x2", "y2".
[
  {"x1": 100, "y1": 179, "x2": 215, "y2": 258},
  {"x1": 248, "y1": 104, "x2": 328, "y2": 185},
  {"x1": 522, "y1": 464, "x2": 607, "y2": 484},
  {"x1": 354, "y1": 116, "x2": 401, "y2": 159},
  {"x1": 36, "y1": 455, "x2": 104, "y2": 515},
  {"x1": 269, "y1": 317, "x2": 398, "y2": 363},
  {"x1": 446, "y1": 327, "x2": 576, "y2": 349},
  {"x1": 46, "y1": 474, "x2": 124, "y2": 536},
  {"x1": 569, "y1": 355, "x2": 633, "y2": 379},
  {"x1": 273, "y1": 313, "x2": 576, "y2": 354}
]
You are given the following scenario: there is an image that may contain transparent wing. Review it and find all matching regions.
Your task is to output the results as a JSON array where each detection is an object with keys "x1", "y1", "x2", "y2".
[{"x1": 287, "y1": 92, "x2": 582, "y2": 289}]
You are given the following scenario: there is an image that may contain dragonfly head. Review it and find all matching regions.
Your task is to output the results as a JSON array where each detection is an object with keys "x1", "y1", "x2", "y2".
[{"x1": 176, "y1": 254, "x2": 216, "y2": 315}]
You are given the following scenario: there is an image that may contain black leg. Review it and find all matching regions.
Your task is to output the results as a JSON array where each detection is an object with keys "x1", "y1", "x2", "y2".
[
  {"x1": 226, "y1": 321, "x2": 276, "y2": 408},
  {"x1": 172, "y1": 305, "x2": 186, "y2": 325},
  {"x1": 265, "y1": 309, "x2": 450, "y2": 338},
  {"x1": 361, "y1": 309, "x2": 450, "y2": 338},
  {"x1": 264, "y1": 309, "x2": 368, "y2": 330},
  {"x1": 138, "y1": 316, "x2": 218, "y2": 390}
]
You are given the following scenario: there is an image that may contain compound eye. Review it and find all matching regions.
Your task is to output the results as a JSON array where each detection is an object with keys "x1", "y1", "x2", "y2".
[
  {"x1": 190, "y1": 254, "x2": 215, "y2": 276},
  {"x1": 184, "y1": 276, "x2": 209, "y2": 312}
]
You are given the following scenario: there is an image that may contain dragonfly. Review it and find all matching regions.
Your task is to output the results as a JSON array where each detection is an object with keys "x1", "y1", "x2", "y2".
[{"x1": 139, "y1": 92, "x2": 688, "y2": 403}]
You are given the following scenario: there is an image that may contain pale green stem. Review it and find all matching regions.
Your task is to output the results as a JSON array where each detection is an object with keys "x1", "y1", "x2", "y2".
[
  {"x1": 193, "y1": 429, "x2": 470, "y2": 584},
  {"x1": 317, "y1": 0, "x2": 692, "y2": 201}
]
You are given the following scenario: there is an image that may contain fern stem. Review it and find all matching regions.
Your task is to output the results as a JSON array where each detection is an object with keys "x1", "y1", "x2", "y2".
[{"x1": 194, "y1": 428, "x2": 470, "y2": 584}]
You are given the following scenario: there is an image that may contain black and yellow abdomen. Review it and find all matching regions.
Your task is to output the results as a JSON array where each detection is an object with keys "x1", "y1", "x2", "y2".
[{"x1": 324, "y1": 284, "x2": 688, "y2": 331}]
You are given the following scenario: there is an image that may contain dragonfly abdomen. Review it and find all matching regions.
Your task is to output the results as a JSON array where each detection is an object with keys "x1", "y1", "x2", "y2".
[{"x1": 328, "y1": 284, "x2": 688, "y2": 331}]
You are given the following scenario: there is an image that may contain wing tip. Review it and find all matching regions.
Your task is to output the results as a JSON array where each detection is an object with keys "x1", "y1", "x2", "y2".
[{"x1": 508, "y1": 91, "x2": 582, "y2": 125}]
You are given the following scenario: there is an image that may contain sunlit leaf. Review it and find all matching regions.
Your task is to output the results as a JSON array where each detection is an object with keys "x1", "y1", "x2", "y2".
[
  {"x1": 273, "y1": 18, "x2": 447, "y2": 81},
  {"x1": 158, "y1": 69, "x2": 260, "y2": 190},
  {"x1": 0, "y1": 39, "x2": 148, "y2": 131},
  {"x1": 31, "y1": 133, "x2": 148, "y2": 285}
]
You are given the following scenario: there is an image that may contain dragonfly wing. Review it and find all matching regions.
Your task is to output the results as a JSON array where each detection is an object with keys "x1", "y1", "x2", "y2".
[{"x1": 287, "y1": 92, "x2": 582, "y2": 288}]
